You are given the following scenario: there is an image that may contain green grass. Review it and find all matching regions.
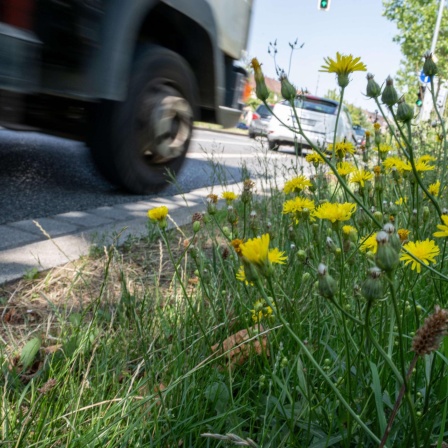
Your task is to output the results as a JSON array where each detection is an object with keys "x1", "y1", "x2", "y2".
[{"x1": 2, "y1": 99, "x2": 448, "y2": 447}]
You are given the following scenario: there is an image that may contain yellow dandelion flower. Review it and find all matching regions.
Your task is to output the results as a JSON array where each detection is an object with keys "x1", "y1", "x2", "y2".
[
  {"x1": 313, "y1": 202, "x2": 357, "y2": 223},
  {"x1": 320, "y1": 52, "x2": 366, "y2": 87},
  {"x1": 283, "y1": 175, "x2": 312, "y2": 194},
  {"x1": 433, "y1": 215, "x2": 448, "y2": 238},
  {"x1": 320, "y1": 52, "x2": 367, "y2": 74},
  {"x1": 360, "y1": 233, "x2": 378, "y2": 254},
  {"x1": 327, "y1": 141, "x2": 356, "y2": 158},
  {"x1": 148, "y1": 205, "x2": 169, "y2": 222},
  {"x1": 373, "y1": 123, "x2": 381, "y2": 131},
  {"x1": 400, "y1": 239, "x2": 440, "y2": 273},
  {"x1": 365, "y1": 130, "x2": 372, "y2": 137},
  {"x1": 419, "y1": 155, "x2": 436, "y2": 163},
  {"x1": 240, "y1": 234, "x2": 270, "y2": 267},
  {"x1": 337, "y1": 161, "x2": 356, "y2": 176},
  {"x1": 403, "y1": 157, "x2": 435, "y2": 172},
  {"x1": 268, "y1": 247, "x2": 287, "y2": 264},
  {"x1": 373, "y1": 165, "x2": 381, "y2": 176},
  {"x1": 378, "y1": 143, "x2": 392, "y2": 153},
  {"x1": 231, "y1": 238, "x2": 244, "y2": 256},
  {"x1": 383, "y1": 156, "x2": 407, "y2": 173},
  {"x1": 222, "y1": 191, "x2": 238, "y2": 203},
  {"x1": 428, "y1": 180, "x2": 440, "y2": 196},
  {"x1": 342, "y1": 225, "x2": 357, "y2": 235},
  {"x1": 350, "y1": 169, "x2": 373, "y2": 187},
  {"x1": 395, "y1": 197, "x2": 407, "y2": 205},
  {"x1": 306, "y1": 152, "x2": 326, "y2": 164},
  {"x1": 398, "y1": 228, "x2": 410, "y2": 242},
  {"x1": 282, "y1": 196, "x2": 316, "y2": 215}
]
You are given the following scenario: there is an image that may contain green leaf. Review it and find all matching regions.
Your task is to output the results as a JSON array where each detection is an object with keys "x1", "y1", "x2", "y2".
[
  {"x1": 370, "y1": 361, "x2": 387, "y2": 443},
  {"x1": 20, "y1": 337, "x2": 41, "y2": 370}
]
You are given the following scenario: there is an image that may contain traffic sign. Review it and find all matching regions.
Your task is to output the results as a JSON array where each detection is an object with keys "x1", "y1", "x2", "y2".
[{"x1": 420, "y1": 70, "x2": 431, "y2": 83}]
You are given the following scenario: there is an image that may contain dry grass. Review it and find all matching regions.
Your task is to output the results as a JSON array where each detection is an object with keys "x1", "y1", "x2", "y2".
[{"x1": 0, "y1": 225, "x2": 228, "y2": 355}]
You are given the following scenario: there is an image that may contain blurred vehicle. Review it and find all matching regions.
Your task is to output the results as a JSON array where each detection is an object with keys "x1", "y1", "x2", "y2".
[
  {"x1": 353, "y1": 125, "x2": 366, "y2": 147},
  {"x1": 248, "y1": 104, "x2": 273, "y2": 138},
  {"x1": 267, "y1": 95, "x2": 356, "y2": 152},
  {"x1": 0, "y1": 0, "x2": 253, "y2": 194}
]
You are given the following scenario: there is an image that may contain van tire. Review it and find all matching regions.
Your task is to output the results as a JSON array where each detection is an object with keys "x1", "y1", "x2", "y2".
[
  {"x1": 268, "y1": 140, "x2": 278, "y2": 151},
  {"x1": 89, "y1": 45, "x2": 197, "y2": 194}
]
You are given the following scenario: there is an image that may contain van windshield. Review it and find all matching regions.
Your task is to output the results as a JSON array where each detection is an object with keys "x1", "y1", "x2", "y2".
[{"x1": 284, "y1": 97, "x2": 338, "y2": 115}]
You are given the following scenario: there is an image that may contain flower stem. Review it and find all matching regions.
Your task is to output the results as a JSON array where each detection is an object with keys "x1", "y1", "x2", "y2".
[{"x1": 257, "y1": 279, "x2": 381, "y2": 445}]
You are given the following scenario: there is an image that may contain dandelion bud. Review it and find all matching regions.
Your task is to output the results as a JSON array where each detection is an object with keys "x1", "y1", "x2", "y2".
[
  {"x1": 423, "y1": 206, "x2": 430, "y2": 222},
  {"x1": 251, "y1": 58, "x2": 270, "y2": 102},
  {"x1": 381, "y1": 76, "x2": 398, "y2": 107},
  {"x1": 361, "y1": 267, "x2": 383, "y2": 302},
  {"x1": 193, "y1": 220, "x2": 201, "y2": 233},
  {"x1": 297, "y1": 249, "x2": 307, "y2": 261},
  {"x1": 374, "y1": 211, "x2": 384, "y2": 225},
  {"x1": 302, "y1": 272, "x2": 311, "y2": 282},
  {"x1": 374, "y1": 128, "x2": 382, "y2": 147},
  {"x1": 227, "y1": 206, "x2": 238, "y2": 225},
  {"x1": 375, "y1": 231, "x2": 399, "y2": 273},
  {"x1": 366, "y1": 73, "x2": 381, "y2": 98},
  {"x1": 326, "y1": 236, "x2": 337, "y2": 253},
  {"x1": 423, "y1": 51, "x2": 438, "y2": 78},
  {"x1": 396, "y1": 96, "x2": 414, "y2": 123},
  {"x1": 317, "y1": 263, "x2": 337, "y2": 299},
  {"x1": 280, "y1": 73, "x2": 297, "y2": 102},
  {"x1": 222, "y1": 226, "x2": 232, "y2": 239},
  {"x1": 362, "y1": 149, "x2": 369, "y2": 163}
]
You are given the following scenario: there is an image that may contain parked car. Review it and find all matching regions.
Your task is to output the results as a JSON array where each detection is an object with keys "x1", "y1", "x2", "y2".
[
  {"x1": 353, "y1": 126, "x2": 366, "y2": 148},
  {"x1": 248, "y1": 104, "x2": 273, "y2": 138},
  {"x1": 267, "y1": 95, "x2": 356, "y2": 152}
]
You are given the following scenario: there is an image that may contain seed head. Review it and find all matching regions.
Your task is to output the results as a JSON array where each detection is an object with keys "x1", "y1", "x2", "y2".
[{"x1": 412, "y1": 306, "x2": 448, "y2": 356}]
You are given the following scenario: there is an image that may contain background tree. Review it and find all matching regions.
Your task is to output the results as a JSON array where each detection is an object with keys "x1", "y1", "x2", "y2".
[{"x1": 383, "y1": 0, "x2": 448, "y2": 98}]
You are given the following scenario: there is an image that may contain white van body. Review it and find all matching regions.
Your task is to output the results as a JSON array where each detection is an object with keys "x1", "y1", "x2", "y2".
[{"x1": 267, "y1": 95, "x2": 356, "y2": 151}]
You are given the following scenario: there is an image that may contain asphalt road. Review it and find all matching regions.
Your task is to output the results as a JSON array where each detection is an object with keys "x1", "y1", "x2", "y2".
[{"x1": 0, "y1": 128, "x2": 301, "y2": 226}]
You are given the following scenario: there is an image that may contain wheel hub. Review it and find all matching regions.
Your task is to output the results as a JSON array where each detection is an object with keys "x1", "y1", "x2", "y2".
[{"x1": 141, "y1": 87, "x2": 193, "y2": 162}]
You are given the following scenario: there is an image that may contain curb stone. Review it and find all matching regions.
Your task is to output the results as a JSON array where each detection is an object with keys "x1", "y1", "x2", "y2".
[{"x1": 0, "y1": 183, "x2": 249, "y2": 285}]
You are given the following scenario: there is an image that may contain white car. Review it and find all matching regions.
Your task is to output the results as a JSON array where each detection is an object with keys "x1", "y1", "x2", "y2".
[{"x1": 267, "y1": 95, "x2": 356, "y2": 152}]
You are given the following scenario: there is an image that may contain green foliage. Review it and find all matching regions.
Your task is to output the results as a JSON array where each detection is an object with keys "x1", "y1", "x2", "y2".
[
  {"x1": 3, "y1": 80, "x2": 448, "y2": 447},
  {"x1": 383, "y1": 0, "x2": 448, "y2": 93}
]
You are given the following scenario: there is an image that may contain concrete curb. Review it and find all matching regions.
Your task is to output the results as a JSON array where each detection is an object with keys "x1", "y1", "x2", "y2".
[
  {"x1": 193, "y1": 125, "x2": 248, "y2": 138},
  {"x1": 0, "y1": 183, "x2": 245, "y2": 285}
]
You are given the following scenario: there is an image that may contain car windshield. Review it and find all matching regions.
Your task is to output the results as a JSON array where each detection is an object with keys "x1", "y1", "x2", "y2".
[
  {"x1": 354, "y1": 128, "x2": 365, "y2": 136},
  {"x1": 283, "y1": 97, "x2": 338, "y2": 115}
]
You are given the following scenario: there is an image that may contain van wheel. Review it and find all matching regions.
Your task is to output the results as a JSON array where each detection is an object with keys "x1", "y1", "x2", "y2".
[
  {"x1": 89, "y1": 45, "x2": 197, "y2": 194},
  {"x1": 268, "y1": 140, "x2": 278, "y2": 151}
]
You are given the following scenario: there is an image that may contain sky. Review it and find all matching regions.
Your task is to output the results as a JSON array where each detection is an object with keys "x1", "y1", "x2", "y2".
[{"x1": 246, "y1": 0, "x2": 404, "y2": 112}]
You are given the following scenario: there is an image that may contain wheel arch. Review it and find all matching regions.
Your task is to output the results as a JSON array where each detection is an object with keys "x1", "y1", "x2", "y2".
[{"x1": 90, "y1": 0, "x2": 223, "y2": 121}]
